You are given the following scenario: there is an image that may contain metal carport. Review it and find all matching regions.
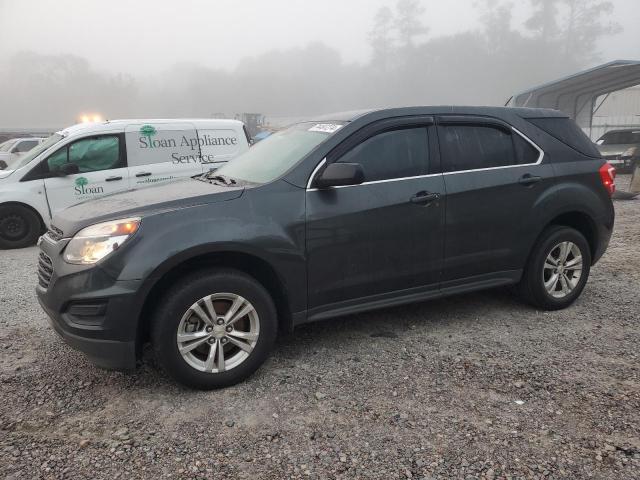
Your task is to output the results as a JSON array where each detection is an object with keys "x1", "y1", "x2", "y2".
[{"x1": 507, "y1": 60, "x2": 640, "y2": 134}]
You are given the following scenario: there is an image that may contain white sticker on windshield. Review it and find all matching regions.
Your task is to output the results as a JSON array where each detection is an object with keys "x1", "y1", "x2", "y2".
[{"x1": 308, "y1": 123, "x2": 343, "y2": 134}]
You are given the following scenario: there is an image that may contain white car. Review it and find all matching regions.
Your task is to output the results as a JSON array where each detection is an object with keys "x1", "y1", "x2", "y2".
[
  {"x1": 0, "y1": 119, "x2": 250, "y2": 248},
  {"x1": 0, "y1": 137, "x2": 45, "y2": 170}
]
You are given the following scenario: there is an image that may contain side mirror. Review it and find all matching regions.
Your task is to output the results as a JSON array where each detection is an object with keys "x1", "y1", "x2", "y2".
[
  {"x1": 56, "y1": 163, "x2": 80, "y2": 176},
  {"x1": 315, "y1": 162, "x2": 364, "y2": 189},
  {"x1": 0, "y1": 160, "x2": 7, "y2": 170}
]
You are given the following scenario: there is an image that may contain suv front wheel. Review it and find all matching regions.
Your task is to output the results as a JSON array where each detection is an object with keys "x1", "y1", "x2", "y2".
[
  {"x1": 519, "y1": 226, "x2": 592, "y2": 310},
  {"x1": 151, "y1": 269, "x2": 278, "y2": 389}
]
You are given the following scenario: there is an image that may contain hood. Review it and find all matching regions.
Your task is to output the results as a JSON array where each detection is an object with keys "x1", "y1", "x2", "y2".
[
  {"x1": 53, "y1": 177, "x2": 244, "y2": 235},
  {"x1": 597, "y1": 144, "x2": 636, "y2": 156}
]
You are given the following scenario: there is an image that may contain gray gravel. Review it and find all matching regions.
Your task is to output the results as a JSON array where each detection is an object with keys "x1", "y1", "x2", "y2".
[{"x1": 1, "y1": 176, "x2": 639, "y2": 479}]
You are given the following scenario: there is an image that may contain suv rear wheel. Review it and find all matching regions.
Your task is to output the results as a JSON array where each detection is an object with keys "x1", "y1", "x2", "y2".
[
  {"x1": 519, "y1": 226, "x2": 591, "y2": 310},
  {"x1": 151, "y1": 269, "x2": 278, "y2": 389}
]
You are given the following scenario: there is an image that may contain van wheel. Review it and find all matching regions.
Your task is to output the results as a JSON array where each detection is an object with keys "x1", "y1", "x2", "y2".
[
  {"x1": 0, "y1": 205, "x2": 42, "y2": 249},
  {"x1": 151, "y1": 269, "x2": 278, "y2": 389},
  {"x1": 518, "y1": 226, "x2": 591, "y2": 310}
]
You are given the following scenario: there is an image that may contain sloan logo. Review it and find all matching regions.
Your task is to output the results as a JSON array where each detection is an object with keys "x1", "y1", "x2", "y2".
[
  {"x1": 139, "y1": 125, "x2": 157, "y2": 147},
  {"x1": 74, "y1": 176, "x2": 104, "y2": 195}
]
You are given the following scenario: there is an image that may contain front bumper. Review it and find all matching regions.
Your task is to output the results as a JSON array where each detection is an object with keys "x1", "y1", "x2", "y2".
[{"x1": 36, "y1": 237, "x2": 143, "y2": 370}]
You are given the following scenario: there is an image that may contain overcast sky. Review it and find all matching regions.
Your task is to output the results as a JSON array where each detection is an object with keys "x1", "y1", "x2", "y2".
[{"x1": 1, "y1": 0, "x2": 638, "y2": 75}]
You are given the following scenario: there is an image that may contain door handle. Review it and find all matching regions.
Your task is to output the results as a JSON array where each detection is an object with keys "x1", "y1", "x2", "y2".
[
  {"x1": 518, "y1": 174, "x2": 542, "y2": 186},
  {"x1": 105, "y1": 176, "x2": 123, "y2": 182},
  {"x1": 135, "y1": 172, "x2": 152, "y2": 177},
  {"x1": 410, "y1": 191, "x2": 440, "y2": 205}
]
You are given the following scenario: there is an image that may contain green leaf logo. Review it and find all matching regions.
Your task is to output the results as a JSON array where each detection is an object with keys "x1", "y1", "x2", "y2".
[
  {"x1": 140, "y1": 125, "x2": 157, "y2": 137},
  {"x1": 75, "y1": 176, "x2": 88, "y2": 187},
  {"x1": 140, "y1": 124, "x2": 157, "y2": 148}
]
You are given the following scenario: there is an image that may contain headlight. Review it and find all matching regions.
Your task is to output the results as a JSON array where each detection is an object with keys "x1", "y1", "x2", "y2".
[
  {"x1": 63, "y1": 217, "x2": 140, "y2": 264},
  {"x1": 622, "y1": 146, "x2": 637, "y2": 158}
]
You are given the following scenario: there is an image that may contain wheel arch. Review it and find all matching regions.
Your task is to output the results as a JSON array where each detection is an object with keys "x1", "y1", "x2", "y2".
[
  {"x1": 136, "y1": 249, "x2": 293, "y2": 352},
  {"x1": 547, "y1": 211, "x2": 598, "y2": 260},
  {"x1": 533, "y1": 210, "x2": 599, "y2": 264}
]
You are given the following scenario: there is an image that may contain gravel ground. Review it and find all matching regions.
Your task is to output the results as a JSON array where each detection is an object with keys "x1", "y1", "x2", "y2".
[{"x1": 0, "y1": 175, "x2": 638, "y2": 479}]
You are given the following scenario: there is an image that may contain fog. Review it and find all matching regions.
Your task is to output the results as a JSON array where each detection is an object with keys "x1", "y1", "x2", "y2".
[{"x1": 0, "y1": 0, "x2": 638, "y2": 128}]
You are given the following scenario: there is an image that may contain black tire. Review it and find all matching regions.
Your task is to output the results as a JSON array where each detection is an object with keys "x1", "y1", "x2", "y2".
[
  {"x1": 0, "y1": 204, "x2": 42, "y2": 249},
  {"x1": 518, "y1": 226, "x2": 591, "y2": 310},
  {"x1": 151, "y1": 269, "x2": 278, "y2": 390}
]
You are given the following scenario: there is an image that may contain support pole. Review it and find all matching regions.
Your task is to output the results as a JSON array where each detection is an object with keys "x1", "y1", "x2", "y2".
[{"x1": 630, "y1": 163, "x2": 640, "y2": 194}]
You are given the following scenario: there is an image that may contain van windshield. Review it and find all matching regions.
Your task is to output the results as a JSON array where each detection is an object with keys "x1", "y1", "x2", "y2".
[
  {"x1": 10, "y1": 134, "x2": 64, "y2": 170},
  {"x1": 597, "y1": 130, "x2": 640, "y2": 145},
  {"x1": 213, "y1": 122, "x2": 344, "y2": 184}
]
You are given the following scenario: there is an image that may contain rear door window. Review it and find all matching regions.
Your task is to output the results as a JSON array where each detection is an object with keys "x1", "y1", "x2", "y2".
[
  {"x1": 336, "y1": 127, "x2": 429, "y2": 182},
  {"x1": 439, "y1": 125, "x2": 516, "y2": 172},
  {"x1": 513, "y1": 133, "x2": 541, "y2": 165}
]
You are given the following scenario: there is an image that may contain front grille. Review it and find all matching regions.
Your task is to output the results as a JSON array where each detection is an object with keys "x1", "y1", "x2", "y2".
[
  {"x1": 37, "y1": 251, "x2": 54, "y2": 289},
  {"x1": 46, "y1": 225, "x2": 63, "y2": 242}
]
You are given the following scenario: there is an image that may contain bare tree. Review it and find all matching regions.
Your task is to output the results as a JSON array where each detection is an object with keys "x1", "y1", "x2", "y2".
[
  {"x1": 526, "y1": 0, "x2": 560, "y2": 38},
  {"x1": 394, "y1": 0, "x2": 428, "y2": 48},
  {"x1": 561, "y1": 0, "x2": 620, "y2": 64},
  {"x1": 526, "y1": 0, "x2": 621, "y2": 67},
  {"x1": 478, "y1": 0, "x2": 515, "y2": 54},
  {"x1": 368, "y1": 6, "x2": 395, "y2": 71}
]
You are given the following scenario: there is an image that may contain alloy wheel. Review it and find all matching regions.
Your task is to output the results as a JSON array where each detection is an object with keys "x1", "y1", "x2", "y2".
[
  {"x1": 542, "y1": 241, "x2": 583, "y2": 298},
  {"x1": 176, "y1": 293, "x2": 260, "y2": 373}
]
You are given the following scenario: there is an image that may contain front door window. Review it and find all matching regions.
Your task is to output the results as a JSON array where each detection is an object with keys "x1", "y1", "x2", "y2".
[{"x1": 42, "y1": 135, "x2": 129, "y2": 214}]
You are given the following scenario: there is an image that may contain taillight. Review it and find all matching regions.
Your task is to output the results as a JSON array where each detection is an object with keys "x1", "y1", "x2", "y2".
[{"x1": 599, "y1": 162, "x2": 616, "y2": 196}]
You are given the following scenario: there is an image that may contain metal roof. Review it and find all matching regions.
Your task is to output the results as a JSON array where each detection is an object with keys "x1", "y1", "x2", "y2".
[{"x1": 508, "y1": 60, "x2": 640, "y2": 129}]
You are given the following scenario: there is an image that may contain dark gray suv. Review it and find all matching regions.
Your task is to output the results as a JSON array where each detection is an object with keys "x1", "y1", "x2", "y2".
[{"x1": 36, "y1": 107, "x2": 616, "y2": 389}]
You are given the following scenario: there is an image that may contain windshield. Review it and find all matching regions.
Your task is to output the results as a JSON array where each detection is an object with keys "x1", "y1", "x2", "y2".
[
  {"x1": 597, "y1": 131, "x2": 640, "y2": 145},
  {"x1": 0, "y1": 140, "x2": 17, "y2": 152},
  {"x1": 214, "y1": 122, "x2": 344, "y2": 184},
  {"x1": 9, "y1": 133, "x2": 63, "y2": 170}
]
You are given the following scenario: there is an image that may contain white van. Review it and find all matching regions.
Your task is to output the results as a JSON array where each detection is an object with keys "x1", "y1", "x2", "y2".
[
  {"x1": 0, "y1": 137, "x2": 46, "y2": 170},
  {"x1": 0, "y1": 119, "x2": 250, "y2": 248}
]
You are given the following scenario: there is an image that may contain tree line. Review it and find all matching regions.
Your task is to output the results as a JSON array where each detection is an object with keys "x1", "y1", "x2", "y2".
[{"x1": 0, "y1": 0, "x2": 620, "y2": 128}]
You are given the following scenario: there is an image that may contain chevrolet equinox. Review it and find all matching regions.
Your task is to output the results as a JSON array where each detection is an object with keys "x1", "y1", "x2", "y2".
[{"x1": 36, "y1": 107, "x2": 616, "y2": 389}]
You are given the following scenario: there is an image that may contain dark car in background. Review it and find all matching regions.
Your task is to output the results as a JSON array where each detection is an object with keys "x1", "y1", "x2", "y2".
[
  {"x1": 36, "y1": 106, "x2": 615, "y2": 389},
  {"x1": 596, "y1": 128, "x2": 640, "y2": 173}
]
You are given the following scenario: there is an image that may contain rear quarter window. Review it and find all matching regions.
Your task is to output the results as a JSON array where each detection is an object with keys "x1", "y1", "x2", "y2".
[{"x1": 527, "y1": 117, "x2": 601, "y2": 158}]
